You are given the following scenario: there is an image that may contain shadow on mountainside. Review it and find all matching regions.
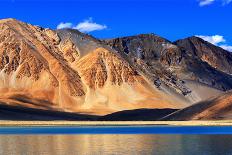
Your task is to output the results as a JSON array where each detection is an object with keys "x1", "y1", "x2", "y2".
[{"x1": 0, "y1": 103, "x2": 178, "y2": 121}]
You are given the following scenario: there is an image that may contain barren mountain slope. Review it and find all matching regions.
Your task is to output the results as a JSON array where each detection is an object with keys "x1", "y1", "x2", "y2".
[
  {"x1": 0, "y1": 18, "x2": 189, "y2": 115},
  {"x1": 162, "y1": 91, "x2": 232, "y2": 120},
  {"x1": 104, "y1": 34, "x2": 232, "y2": 103},
  {"x1": 0, "y1": 18, "x2": 86, "y2": 112}
]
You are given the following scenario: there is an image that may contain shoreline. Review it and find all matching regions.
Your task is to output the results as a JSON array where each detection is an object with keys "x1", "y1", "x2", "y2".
[{"x1": 1, "y1": 120, "x2": 232, "y2": 127}]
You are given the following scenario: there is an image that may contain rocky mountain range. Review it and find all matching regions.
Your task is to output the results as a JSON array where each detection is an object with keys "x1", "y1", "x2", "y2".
[{"x1": 0, "y1": 18, "x2": 232, "y2": 120}]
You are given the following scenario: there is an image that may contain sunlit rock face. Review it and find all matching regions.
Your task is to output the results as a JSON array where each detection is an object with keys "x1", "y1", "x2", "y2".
[
  {"x1": 0, "y1": 18, "x2": 85, "y2": 112},
  {"x1": 0, "y1": 18, "x2": 190, "y2": 115}
]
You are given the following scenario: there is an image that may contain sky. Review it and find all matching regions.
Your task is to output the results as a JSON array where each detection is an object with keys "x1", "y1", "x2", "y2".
[{"x1": 0, "y1": 0, "x2": 231, "y2": 51}]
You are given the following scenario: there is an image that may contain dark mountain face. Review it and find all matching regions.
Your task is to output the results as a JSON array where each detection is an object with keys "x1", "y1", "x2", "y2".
[
  {"x1": 100, "y1": 108, "x2": 177, "y2": 121},
  {"x1": 104, "y1": 34, "x2": 232, "y2": 94},
  {"x1": 173, "y1": 36, "x2": 232, "y2": 91},
  {"x1": 175, "y1": 36, "x2": 232, "y2": 75},
  {"x1": 104, "y1": 34, "x2": 191, "y2": 95},
  {"x1": 105, "y1": 34, "x2": 183, "y2": 65}
]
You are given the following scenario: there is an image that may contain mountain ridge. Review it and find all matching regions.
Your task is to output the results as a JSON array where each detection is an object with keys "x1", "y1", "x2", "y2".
[
  {"x1": 174, "y1": 36, "x2": 232, "y2": 75},
  {"x1": 0, "y1": 18, "x2": 232, "y2": 119},
  {"x1": 0, "y1": 18, "x2": 188, "y2": 115}
]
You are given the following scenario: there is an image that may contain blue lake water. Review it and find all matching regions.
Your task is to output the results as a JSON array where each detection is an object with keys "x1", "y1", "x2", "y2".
[
  {"x1": 0, "y1": 125, "x2": 232, "y2": 134},
  {"x1": 1, "y1": 126, "x2": 232, "y2": 155}
]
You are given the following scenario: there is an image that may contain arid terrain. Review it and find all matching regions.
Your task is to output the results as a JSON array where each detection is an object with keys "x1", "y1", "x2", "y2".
[
  {"x1": 162, "y1": 91, "x2": 232, "y2": 120},
  {"x1": 0, "y1": 18, "x2": 232, "y2": 120}
]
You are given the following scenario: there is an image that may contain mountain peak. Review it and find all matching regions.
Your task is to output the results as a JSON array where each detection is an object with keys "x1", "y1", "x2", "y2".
[
  {"x1": 175, "y1": 36, "x2": 207, "y2": 44},
  {"x1": 0, "y1": 18, "x2": 17, "y2": 21},
  {"x1": 175, "y1": 35, "x2": 232, "y2": 75},
  {"x1": 0, "y1": 18, "x2": 22, "y2": 24},
  {"x1": 106, "y1": 33, "x2": 169, "y2": 42}
]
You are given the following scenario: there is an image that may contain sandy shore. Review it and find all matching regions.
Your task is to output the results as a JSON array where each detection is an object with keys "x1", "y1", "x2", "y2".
[{"x1": 1, "y1": 121, "x2": 232, "y2": 126}]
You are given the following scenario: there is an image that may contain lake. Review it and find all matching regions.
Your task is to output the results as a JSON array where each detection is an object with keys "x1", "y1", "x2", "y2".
[{"x1": 0, "y1": 126, "x2": 232, "y2": 155}]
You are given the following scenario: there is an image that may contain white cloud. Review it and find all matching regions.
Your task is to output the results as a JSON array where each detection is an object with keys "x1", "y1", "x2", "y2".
[
  {"x1": 56, "y1": 18, "x2": 107, "y2": 33},
  {"x1": 196, "y1": 35, "x2": 232, "y2": 52},
  {"x1": 220, "y1": 45, "x2": 232, "y2": 52},
  {"x1": 196, "y1": 35, "x2": 225, "y2": 45},
  {"x1": 57, "y1": 22, "x2": 73, "y2": 29},
  {"x1": 199, "y1": 0, "x2": 215, "y2": 6},
  {"x1": 74, "y1": 18, "x2": 107, "y2": 33},
  {"x1": 198, "y1": 0, "x2": 232, "y2": 6}
]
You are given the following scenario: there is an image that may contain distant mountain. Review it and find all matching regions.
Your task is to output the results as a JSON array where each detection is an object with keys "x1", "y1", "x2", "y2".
[
  {"x1": 0, "y1": 18, "x2": 232, "y2": 119},
  {"x1": 175, "y1": 36, "x2": 232, "y2": 75},
  {"x1": 104, "y1": 34, "x2": 232, "y2": 103}
]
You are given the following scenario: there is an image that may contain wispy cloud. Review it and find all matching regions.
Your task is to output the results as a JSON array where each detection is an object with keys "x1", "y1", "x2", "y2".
[
  {"x1": 198, "y1": 0, "x2": 232, "y2": 6},
  {"x1": 220, "y1": 45, "x2": 232, "y2": 52},
  {"x1": 57, "y1": 18, "x2": 107, "y2": 33},
  {"x1": 196, "y1": 35, "x2": 232, "y2": 52},
  {"x1": 57, "y1": 22, "x2": 72, "y2": 29},
  {"x1": 199, "y1": 0, "x2": 215, "y2": 6},
  {"x1": 196, "y1": 35, "x2": 225, "y2": 45},
  {"x1": 74, "y1": 18, "x2": 107, "y2": 33}
]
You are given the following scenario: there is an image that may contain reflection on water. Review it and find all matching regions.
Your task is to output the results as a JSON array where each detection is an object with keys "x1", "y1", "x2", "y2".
[{"x1": 0, "y1": 134, "x2": 232, "y2": 155}]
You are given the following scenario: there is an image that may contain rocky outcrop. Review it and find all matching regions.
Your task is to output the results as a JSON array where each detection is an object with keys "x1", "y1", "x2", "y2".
[{"x1": 77, "y1": 47, "x2": 142, "y2": 89}]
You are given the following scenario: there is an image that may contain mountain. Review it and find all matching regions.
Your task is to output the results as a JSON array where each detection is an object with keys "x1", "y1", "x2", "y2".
[
  {"x1": 104, "y1": 34, "x2": 232, "y2": 103},
  {"x1": 104, "y1": 34, "x2": 191, "y2": 95},
  {"x1": 0, "y1": 18, "x2": 232, "y2": 119},
  {"x1": 162, "y1": 91, "x2": 232, "y2": 120},
  {"x1": 99, "y1": 108, "x2": 177, "y2": 121},
  {"x1": 175, "y1": 36, "x2": 232, "y2": 75},
  {"x1": 0, "y1": 18, "x2": 189, "y2": 116}
]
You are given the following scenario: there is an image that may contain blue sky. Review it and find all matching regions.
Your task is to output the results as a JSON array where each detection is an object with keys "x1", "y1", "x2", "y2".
[{"x1": 0, "y1": 0, "x2": 231, "y2": 50}]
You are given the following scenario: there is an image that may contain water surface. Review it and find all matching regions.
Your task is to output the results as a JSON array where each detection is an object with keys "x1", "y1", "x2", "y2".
[
  {"x1": 1, "y1": 126, "x2": 232, "y2": 134},
  {"x1": 0, "y1": 134, "x2": 232, "y2": 155},
  {"x1": 1, "y1": 126, "x2": 232, "y2": 155}
]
